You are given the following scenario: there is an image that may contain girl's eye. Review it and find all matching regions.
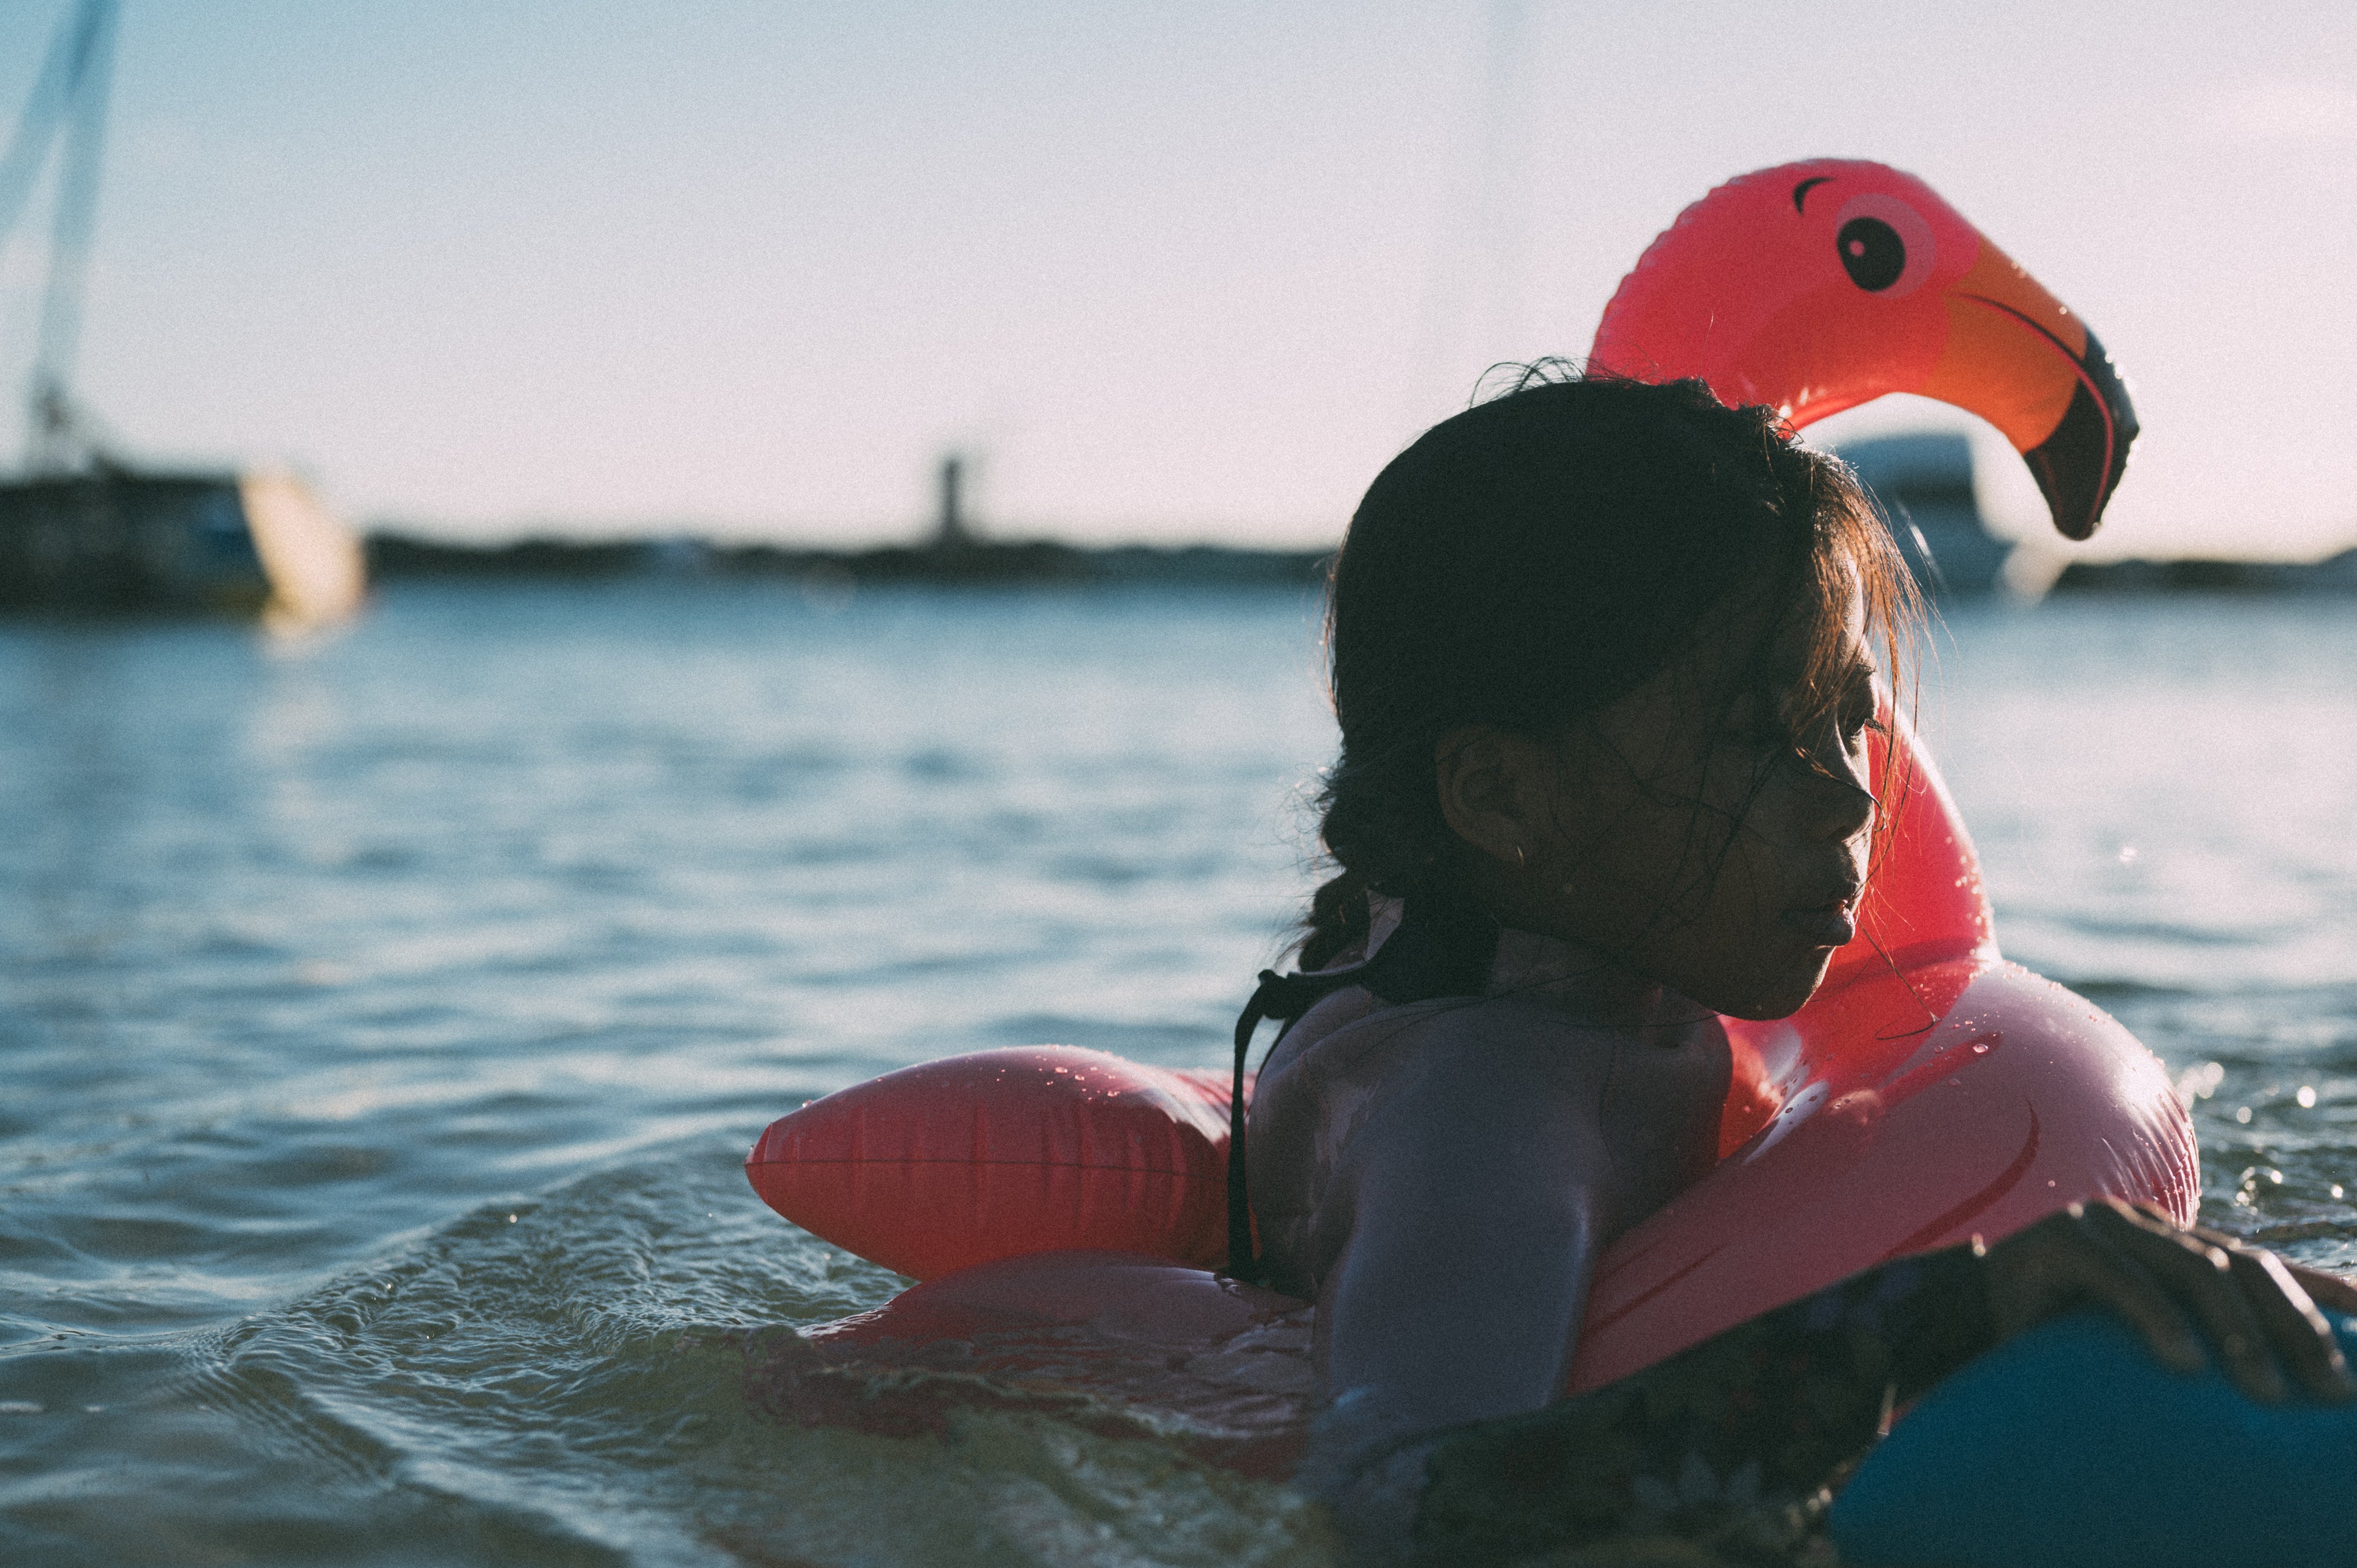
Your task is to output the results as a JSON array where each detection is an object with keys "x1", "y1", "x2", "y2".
[{"x1": 1838, "y1": 702, "x2": 1888, "y2": 754}]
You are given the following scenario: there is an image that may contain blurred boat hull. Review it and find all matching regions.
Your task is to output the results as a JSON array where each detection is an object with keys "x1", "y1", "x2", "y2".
[{"x1": 0, "y1": 469, "x2": 364, "y2": 625}]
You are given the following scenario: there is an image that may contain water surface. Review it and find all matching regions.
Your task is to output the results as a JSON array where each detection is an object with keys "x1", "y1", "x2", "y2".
[{"x1": 4, "y1": 583, "x2": 2352, "y2": 1564}]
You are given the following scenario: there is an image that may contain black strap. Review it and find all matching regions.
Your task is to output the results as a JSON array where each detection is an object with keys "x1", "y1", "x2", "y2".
[
  {"x1": 1226, "y1": 967, "x2": 1345, "y2": 1284},
  {"x1": 1223, "y1": 889, "x2": 1501, "y2": 1284}
]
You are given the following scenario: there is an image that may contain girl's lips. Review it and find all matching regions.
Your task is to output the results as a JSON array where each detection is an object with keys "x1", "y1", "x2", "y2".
[{"x1": 1782, "y1": 904, "x2": 1857, "y2": 948}]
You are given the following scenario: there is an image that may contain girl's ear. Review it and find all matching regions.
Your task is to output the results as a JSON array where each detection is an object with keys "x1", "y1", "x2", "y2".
[{"x1": 1434, "y1": 725, "x2": 1551, "y2": 869}]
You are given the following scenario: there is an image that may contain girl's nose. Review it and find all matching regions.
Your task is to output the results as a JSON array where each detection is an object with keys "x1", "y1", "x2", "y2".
[{"x1": 1800, "y1": 743, "x2": 1877, "y2": 844}]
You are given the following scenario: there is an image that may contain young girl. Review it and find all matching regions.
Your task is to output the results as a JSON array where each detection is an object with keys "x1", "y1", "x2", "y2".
[{"x1": 1234, "y1": 371, "x2": 2355, "y2": 1562}]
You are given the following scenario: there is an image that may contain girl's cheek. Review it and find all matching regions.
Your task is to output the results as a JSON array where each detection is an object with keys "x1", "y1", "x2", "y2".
[
  {"x1": 1727, "y1": 764, "x2": 1813, "y2": 851},
  {"x1": 1695, "y1": 747, "x2": 1777, "y2": 837}
]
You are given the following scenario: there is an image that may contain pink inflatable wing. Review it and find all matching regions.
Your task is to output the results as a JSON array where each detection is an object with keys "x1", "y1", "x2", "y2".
[
  {"x1": 747, "y1": 1047, "x2": 1241, "y2": 1280},
  {"x1": 1590, "y1": 158, "x2": 2137, "y2": 540}
]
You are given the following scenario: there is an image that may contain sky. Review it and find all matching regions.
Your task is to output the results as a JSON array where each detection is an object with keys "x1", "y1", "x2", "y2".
[{"x1": 0, "y1": 1, "x2": 2353, "y2": 559}]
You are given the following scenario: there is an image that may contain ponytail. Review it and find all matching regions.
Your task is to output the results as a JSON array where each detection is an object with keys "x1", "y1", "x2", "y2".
[{"x1": 1295, "y1": 867, "x2": 1371, "y2": 971}]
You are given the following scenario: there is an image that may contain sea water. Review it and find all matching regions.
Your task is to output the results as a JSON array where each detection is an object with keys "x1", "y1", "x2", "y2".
[{"x1": 2, "y1": 582, "x2": 2352, "y2": 1566}]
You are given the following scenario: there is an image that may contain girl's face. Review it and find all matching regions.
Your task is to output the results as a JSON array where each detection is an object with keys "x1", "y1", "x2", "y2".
[
  {"x1": 1559, "y1": 585, "x2": 1881, "y2": 1018},
  {"x1": 1447, "y1": 577, "x2": 1882, "y2": 1020}
]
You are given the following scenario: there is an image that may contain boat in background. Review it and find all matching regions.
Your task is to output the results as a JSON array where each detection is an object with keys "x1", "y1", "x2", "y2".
[
  {"x1": 0, "y1": 466, "x2": 365, "y2": 625},
  {"x1": 1835, "y1": 431, "x2": 2010, "y2": 598},
  {"x1": 0, "y1": 0, "x2": 364, "y2": 626}
]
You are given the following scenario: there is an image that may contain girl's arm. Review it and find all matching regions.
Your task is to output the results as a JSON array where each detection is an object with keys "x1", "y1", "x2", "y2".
[
  {"x1": 1294, "y1": 1015, "x2": 1621, "y2": 1549},
  {"x1": 1397, "y1": 1201, "x2": 2355, "y2": 1564},
  {"x1": 1409, "y1": 1242, "x2": 1990, "y2": 1562}
]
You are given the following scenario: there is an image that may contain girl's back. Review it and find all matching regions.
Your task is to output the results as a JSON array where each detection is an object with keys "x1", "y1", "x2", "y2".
[{"x1": 1247, "y1": 920, "x2": 1727, "y2": 1312}]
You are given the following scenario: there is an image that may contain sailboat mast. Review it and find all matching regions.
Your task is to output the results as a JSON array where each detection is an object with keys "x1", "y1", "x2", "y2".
[{"x1": 27, "y1": 0, "x2": 118, "y2": 474}]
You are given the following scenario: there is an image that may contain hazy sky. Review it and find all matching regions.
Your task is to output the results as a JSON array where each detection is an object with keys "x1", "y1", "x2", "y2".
[{"x1": 2, "y1": 1, "x2": 2353, "y2": 557}]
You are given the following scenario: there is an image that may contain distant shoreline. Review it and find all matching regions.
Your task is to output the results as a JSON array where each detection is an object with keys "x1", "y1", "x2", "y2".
[
  {"x1": 362, "y1": 530, "x2": 2357, "y2": 596},
  {"x1": 365, "y1": 532, "x2": 1333, "y2": 586},
  {"x1": 2049, "y1": 552, "x2": 2357, "y2": 595}
]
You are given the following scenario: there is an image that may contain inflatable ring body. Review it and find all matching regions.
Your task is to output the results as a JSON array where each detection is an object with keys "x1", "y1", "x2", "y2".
[{"x1": 748, "y1": 723, "x2": 2197, "y2": 1410}]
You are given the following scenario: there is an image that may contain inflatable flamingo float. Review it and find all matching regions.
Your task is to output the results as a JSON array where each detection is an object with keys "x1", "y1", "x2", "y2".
[{"x1": 742, "y1": 160, "x2": 2191, "y2": 1483}]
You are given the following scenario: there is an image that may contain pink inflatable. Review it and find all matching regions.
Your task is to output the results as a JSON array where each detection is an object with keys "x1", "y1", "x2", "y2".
[
  {"x1": 747, "y1": 1049, "x2": 1243, "y2": 1280},
  {"x1": 1591, "y1": 157, "x2": 2137, "y2": 541},
  {"x1": 745, "y1": 161, "x2": 2184, "y2": 1450}
]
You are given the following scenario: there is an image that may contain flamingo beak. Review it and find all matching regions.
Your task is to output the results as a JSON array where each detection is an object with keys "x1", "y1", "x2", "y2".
[{"x1": 1919, "y1": 242, "x2": 2138, "y2": 540}]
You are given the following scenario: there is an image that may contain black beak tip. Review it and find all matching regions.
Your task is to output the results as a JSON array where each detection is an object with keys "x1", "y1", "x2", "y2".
[{"x1": 2022, "y1": 331, "x2": 2139, "y2": 543}]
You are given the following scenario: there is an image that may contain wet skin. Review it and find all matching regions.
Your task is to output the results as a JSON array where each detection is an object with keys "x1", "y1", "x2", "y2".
[{"x1": 1289, "y1": 586, "x2": 2353, "y2": 1544}]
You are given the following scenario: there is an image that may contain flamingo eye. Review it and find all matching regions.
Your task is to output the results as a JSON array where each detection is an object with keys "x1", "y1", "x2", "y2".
[
  {"x1": 1837, "y1": 217, "x2": 1906, "y2": 291},
  {"x1": 1829, "y1": 193, "x2": 1937, "y2": 299}
]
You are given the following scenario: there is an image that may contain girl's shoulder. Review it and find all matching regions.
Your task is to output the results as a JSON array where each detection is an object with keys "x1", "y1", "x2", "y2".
[{"x1": 1260, "y1": 983, "x2": 1629, "y2": 1114}]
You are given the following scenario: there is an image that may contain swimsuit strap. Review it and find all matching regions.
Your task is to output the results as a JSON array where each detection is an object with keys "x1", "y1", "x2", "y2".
[{"x1": 1224, "y1": 887, "x2": 1501, "y2": 1283}]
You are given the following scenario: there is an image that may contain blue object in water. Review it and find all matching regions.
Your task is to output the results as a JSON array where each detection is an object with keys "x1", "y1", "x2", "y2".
[{"x1": 1833, "y1": 1310, "x2": 2357, "y2": 1568}]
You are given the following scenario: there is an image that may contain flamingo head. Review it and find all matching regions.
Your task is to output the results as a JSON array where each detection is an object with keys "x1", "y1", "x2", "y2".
[{"x1": 1588, "y1": 159, "x2": 2137, "y2": 540}]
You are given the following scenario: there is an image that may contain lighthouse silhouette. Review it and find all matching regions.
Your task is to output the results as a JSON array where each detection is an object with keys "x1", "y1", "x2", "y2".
[{"x1": 930, "y1": 453, "x2": 974, "y2": 553}]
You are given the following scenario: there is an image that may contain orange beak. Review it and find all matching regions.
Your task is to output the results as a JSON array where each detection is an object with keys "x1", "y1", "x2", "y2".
[{"x1": 1922, "y1": 242, "x2": 2138, "y2": 541}]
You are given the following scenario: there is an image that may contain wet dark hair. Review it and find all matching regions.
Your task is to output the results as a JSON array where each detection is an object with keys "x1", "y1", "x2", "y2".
[
  {"x1": 1226, "y1": 367, "x2": 1922, "y2": 1280},
  {"x1": 1295, "y1": 366, "x2": 1920, "y2": 972}
]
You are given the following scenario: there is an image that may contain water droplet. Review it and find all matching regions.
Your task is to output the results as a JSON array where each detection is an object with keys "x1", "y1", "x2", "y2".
[
  {"x1": 507, "y1": 1213, "x2": 519, "y2": 1223},
  {"x1": 2117, "y1": 845, "x2": 2139, "y2": 864},
  {"x1": 2298, "y1": 1085, "x2": 2318, "y2": 1108},
  {"x1": 2333, "y1": 1185, "x2": 2345, "y2": 1201},
  {"x1": 1971, "y1": 1042, "x2": 1989, "y2": 1055},
  {"x1": 2236, "y1": 1106, "x2": 2253, "y2": 1124}
]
